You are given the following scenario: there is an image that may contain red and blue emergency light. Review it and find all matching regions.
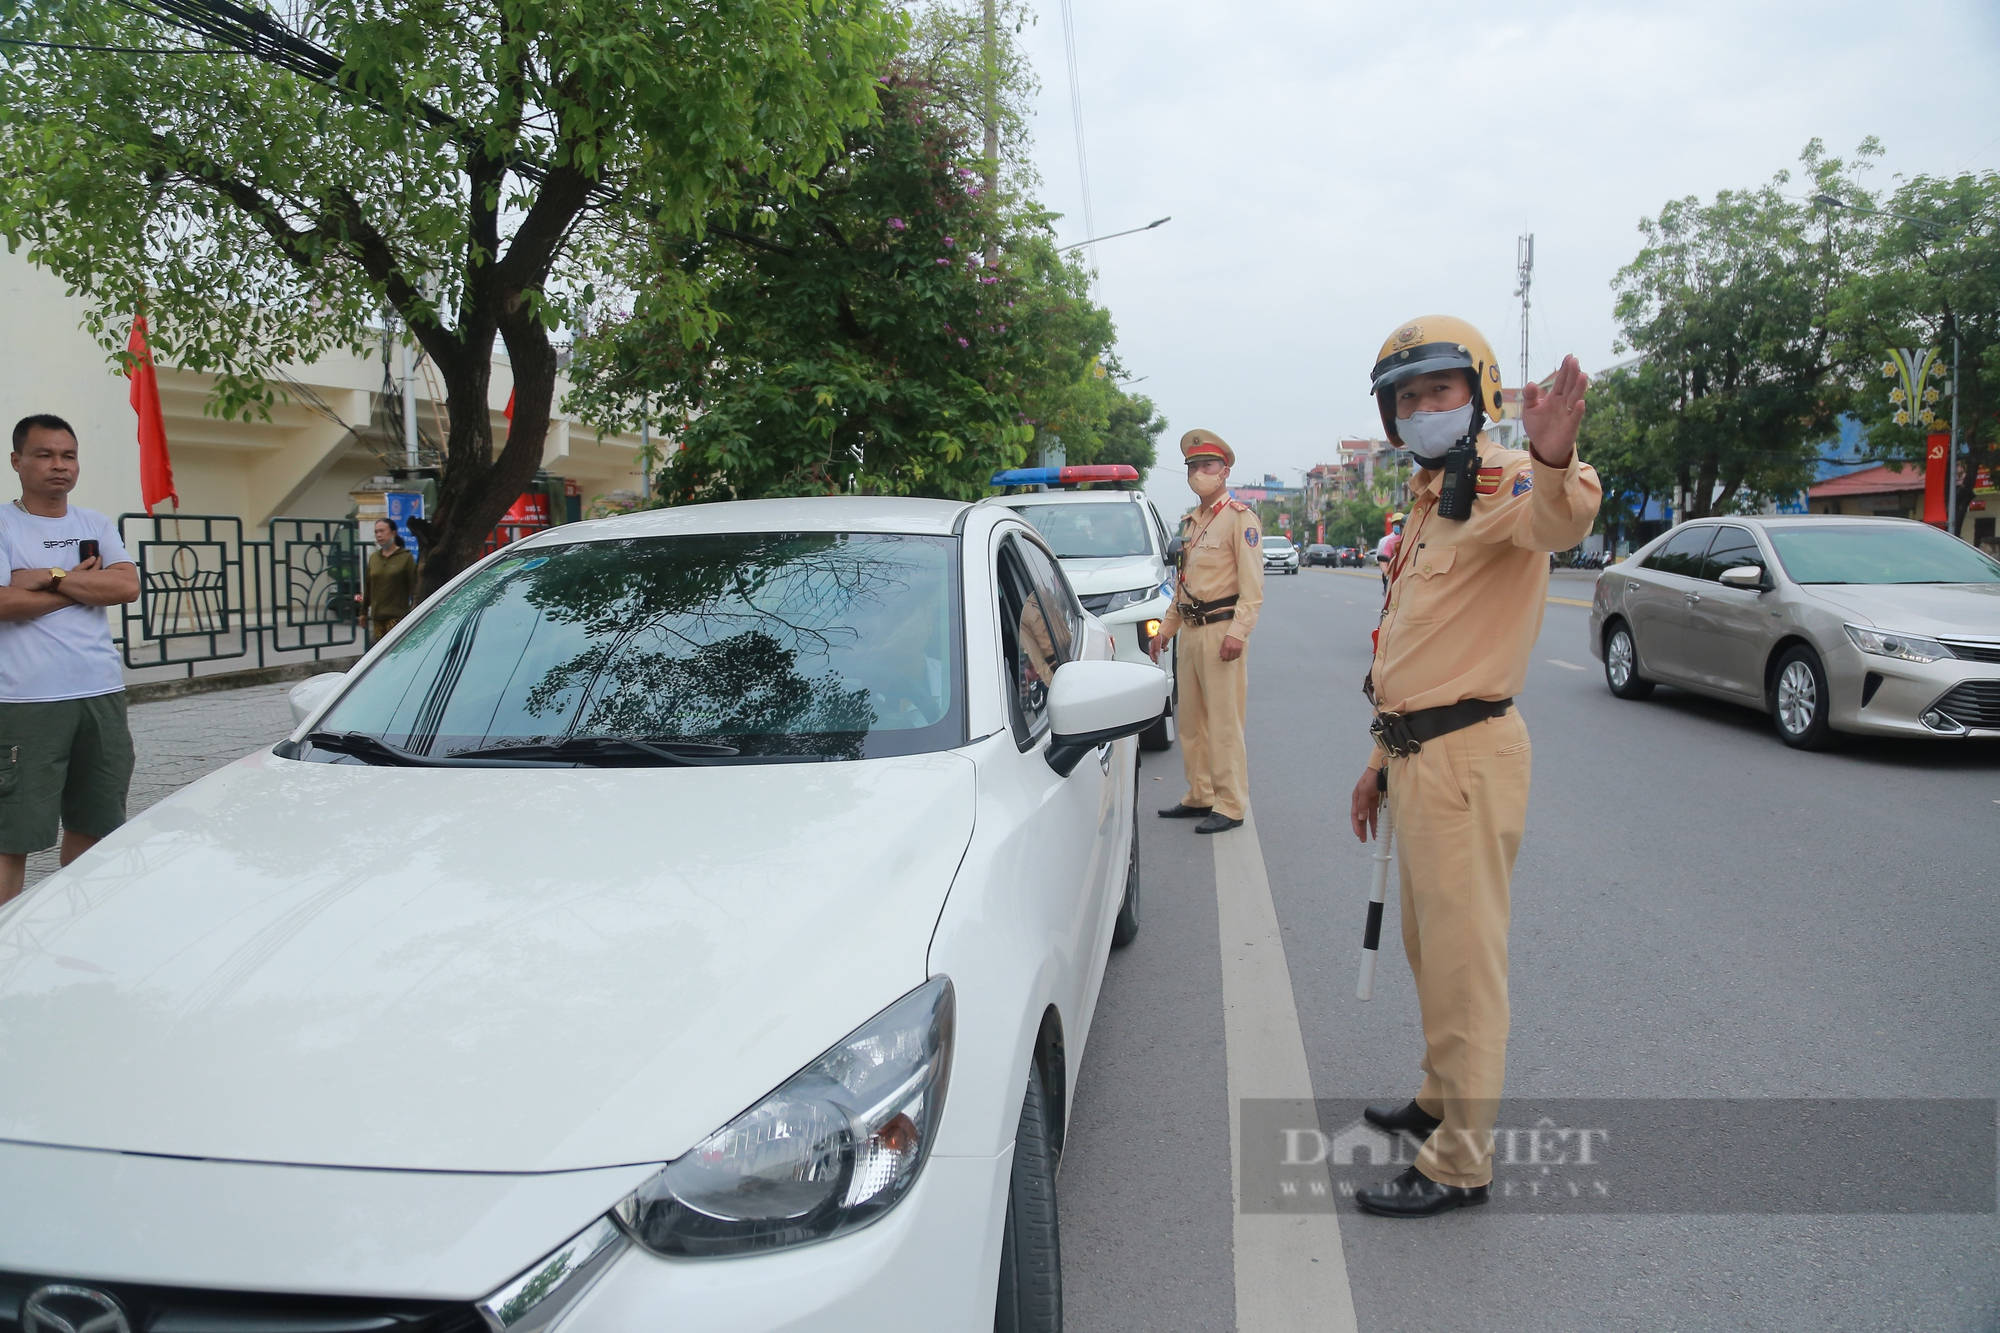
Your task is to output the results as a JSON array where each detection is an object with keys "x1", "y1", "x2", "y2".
[{"x1": 988, "y1": 464, "x2": 1140, "y2": 488}]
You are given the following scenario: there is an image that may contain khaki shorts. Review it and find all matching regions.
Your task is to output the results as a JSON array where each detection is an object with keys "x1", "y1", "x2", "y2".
[{"x1": 0, "y1": 693, "x2": 136, "y2": 854}]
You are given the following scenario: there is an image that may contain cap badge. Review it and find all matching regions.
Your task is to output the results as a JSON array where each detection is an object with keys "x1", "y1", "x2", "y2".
[{"x1": 1393, "y1": 324, "x2": 1423, "y2": 348}]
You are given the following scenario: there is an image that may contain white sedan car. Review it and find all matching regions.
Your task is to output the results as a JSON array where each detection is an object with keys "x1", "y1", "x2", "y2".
[{"x1": 0, "y1": 498, "x2": 1165, "y2": 1332}]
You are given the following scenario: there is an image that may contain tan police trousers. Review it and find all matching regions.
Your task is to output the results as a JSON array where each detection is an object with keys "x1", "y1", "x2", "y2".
[
  {"x1": 1385, "y1": 707, "x2": 1531, "y2": 1188},
  {"x1": 1176, "y1": 620, "x2": 1250, "y2": 820}
]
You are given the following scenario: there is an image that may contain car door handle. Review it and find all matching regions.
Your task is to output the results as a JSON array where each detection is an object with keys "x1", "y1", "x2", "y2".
[
  {"x1": 1685, "y1": 592, "x2": 1701, "y2": 604},
  {"x1": 1627, "y1": 581, "x2": 1642, "y2": 595}
]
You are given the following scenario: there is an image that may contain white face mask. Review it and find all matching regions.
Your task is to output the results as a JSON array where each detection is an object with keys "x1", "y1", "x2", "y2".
[{"x1": 1396, "y1": 403, "x2": 1476, "y2": 463}]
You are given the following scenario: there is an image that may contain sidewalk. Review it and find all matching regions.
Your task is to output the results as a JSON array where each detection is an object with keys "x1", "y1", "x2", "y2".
[{"x1": 23, "y1": 683, "x2": 298, "y2": 890}]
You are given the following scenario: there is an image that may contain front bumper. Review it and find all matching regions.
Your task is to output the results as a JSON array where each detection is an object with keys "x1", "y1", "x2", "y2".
[
  {"x1": 1096, "y1": 596, "x2": 1177, "y2": 669},
  {"x1": 1828, "y1": 642, "x2": 2000, "y2": 738},
  {"x1": 559, "y1": 1151, "x2": 1010, "y2": 1332}
]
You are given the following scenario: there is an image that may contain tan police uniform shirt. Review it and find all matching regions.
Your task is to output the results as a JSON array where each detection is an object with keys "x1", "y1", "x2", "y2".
[
  {"x1": 1366, "y1": 441, "x2": 1601, "y2": 769},
  {"x1": 1159, "y1": 497, "x2": 1265, "y2": 642}
]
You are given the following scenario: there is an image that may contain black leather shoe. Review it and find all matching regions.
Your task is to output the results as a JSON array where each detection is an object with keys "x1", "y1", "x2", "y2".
[
  {"x1": 1354, "y1": 1166, "x2": 1488, "y2": 1218},
  {"x1": 1194, "y1": 813, "x2": 1244, "y2": 834},
  {"x1": 1364, "y1": 1100, "x2": 1442, "y2": 1138},
  {"x1": 1157, "y1": 803, "x2": 1211, "y2": 818}
]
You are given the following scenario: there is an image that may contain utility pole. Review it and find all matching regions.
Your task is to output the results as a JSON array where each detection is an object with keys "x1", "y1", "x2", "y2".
[
  {"x1": 1515, "y1": 234, "x2": 1534, "y2": 391},
  {"x1": 399, "y1": 321, "x2": 420, "y2": 471},
  {"x1": 981, "y1": 0, "x2": 998, "y2": 183}
]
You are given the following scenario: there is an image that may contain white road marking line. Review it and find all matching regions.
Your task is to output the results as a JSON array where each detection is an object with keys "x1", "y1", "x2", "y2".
[
  {"x1": 1546, "y1": 658, "x2": 1587, "y2": 671},
  {"x1": 1213, "y1": 810, "x2": 1359, "y2": 1333}
]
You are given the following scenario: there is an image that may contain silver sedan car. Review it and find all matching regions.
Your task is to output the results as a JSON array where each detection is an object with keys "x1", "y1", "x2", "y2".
[{"x1": 1589, "y1": 516, "x2": 2000, "y2": 748}]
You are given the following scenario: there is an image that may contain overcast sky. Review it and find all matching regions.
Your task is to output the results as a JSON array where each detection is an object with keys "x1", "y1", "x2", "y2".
[{"x1": 1013, "y1": 0, "x2": 2000, "y2": 516}]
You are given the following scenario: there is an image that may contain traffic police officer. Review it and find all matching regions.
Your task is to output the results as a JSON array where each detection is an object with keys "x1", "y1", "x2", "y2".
[
  {"x1": 1149, "y1": 429, "x2": 1264, "y2": 835},
  {"x1": 1346, "y1": 316, "x2": 1600, "y2": 1218}
]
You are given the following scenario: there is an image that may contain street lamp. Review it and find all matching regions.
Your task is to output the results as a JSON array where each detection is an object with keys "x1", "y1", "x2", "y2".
[
  {"x1": 1057, "y1": 216, "x2": 1171, "y2": 254},
  {"x1": 1812, "y1": 194, "x2": 1966, "y2": 531}
]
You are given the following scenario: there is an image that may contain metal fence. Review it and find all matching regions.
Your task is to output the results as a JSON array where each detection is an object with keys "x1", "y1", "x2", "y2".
[{"x1": 117, "y1": 514, "x2": 362, "y2": 675}]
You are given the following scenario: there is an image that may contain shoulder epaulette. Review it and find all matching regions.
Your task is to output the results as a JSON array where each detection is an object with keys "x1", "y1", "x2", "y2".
[{"x1": 1225, "y1": 498, "x2": 1250, "y2": 513}]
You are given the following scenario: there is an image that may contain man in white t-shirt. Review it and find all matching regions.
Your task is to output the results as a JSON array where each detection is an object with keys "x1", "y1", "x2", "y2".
[{"x1": 0, "y1": 415, "x2": 142, "y2": 905}]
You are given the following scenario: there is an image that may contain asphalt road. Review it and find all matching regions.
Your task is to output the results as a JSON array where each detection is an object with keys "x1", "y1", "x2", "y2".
[{"x1": 1061, "y1": 566, "x2": 2000, "y2": 1332}]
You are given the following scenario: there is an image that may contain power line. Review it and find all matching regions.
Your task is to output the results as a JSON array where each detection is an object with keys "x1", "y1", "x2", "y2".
[{"x1": 1057, "y1": 0, "x2": 1097, "y2": 277}]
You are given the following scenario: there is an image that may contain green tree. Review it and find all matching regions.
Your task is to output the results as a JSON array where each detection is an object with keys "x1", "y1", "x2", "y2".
[
  {"x1": 1574, "y1": 364, "x2": 1677, "y2": 551},
  {"x1": 1826, "y1": 169, "x2": 2000, "y2": 537},
  {"x1": 1612, "y1": 139, "x2": 1878, "y2": 517},
  {"x1": 0, "y1": 0, "x2": 895, "y2": 592}
]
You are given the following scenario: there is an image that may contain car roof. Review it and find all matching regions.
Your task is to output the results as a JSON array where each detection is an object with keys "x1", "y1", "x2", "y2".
[
  {"x1": 515, "y1": 496, "x2": 970, "y2": 546},
  {"x1": 981, "y1": 489, "x2": 1154, "y2": 509}
]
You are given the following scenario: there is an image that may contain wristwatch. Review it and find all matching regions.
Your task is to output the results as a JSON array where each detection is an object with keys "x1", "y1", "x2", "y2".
[{"x1": 47, "y1": 567, "x2": 66, "y2": 583}]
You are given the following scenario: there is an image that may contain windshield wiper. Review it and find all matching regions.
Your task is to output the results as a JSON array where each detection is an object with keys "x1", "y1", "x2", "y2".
[
  {"x1": 444, "y1": 737, "x2": 743, "y2": 766},
  {"x1": 305, "y1": 731, "x2": 574, "y2": 768}
]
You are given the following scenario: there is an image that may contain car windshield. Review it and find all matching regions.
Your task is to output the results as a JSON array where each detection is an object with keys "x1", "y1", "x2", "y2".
[
  {"x1": 1767, "y1": 526, "x2": 2000, "y2": 585},
  {"x1": 315, "y1": 532, "x2": 961, "y2": 762},
  {"x1": 1009, "y1": 502, "x2": 1152, "y2": 558},
  {"x1": 1265, "y1": 537, "x2": 1294, "y2": 550}
]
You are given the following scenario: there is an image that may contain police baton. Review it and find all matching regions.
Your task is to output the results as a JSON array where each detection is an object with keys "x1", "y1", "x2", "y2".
[{"x1": 1356, "y1": 768, "x2": 1392, "y2": 1001}]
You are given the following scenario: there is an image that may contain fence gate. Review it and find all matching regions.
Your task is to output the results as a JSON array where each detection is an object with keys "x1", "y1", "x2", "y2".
[{"x1": 118, "y1": 514, "x2": 361, "y2": 675}]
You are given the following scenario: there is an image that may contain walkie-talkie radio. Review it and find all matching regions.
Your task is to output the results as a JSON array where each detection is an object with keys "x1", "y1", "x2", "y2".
[{"x1": 1434, "y1": 438, "x2": 1481, "y2": 522}]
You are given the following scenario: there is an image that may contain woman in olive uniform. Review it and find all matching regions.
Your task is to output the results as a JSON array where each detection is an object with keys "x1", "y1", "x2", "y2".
[{"x1": 359, "y1": 519, "x2": 418, "y2": 642}]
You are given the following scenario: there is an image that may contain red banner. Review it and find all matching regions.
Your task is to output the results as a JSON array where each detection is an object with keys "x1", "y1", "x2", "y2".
[
  {"x1": 1924, "y1": 433, "x2": 1949, "y2": 526},
  {"x1": 127, "y1": 314, "x2": 178, "y2": 513}
]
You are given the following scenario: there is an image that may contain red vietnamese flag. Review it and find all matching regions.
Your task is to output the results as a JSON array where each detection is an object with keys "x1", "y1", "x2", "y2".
[
  {"x1": 504, "y1": 389, "x2": 515, "y2": 422},
  {"x1": 1924, "y1": 433, "x2": 1949, "y2": 527},
  {"x1": 127, "y1": 314, "x2": 177, "y2": 512}
]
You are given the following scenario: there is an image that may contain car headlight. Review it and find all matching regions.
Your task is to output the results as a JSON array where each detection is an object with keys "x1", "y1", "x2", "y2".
[
  {"x1": 1843, "y1": 624, "x2": 1955, "y2": 664},
  {"x1": 1103, "y1": 585, "x2": 1158, "y2": 614},
  {"x1": 615, "y1": 976, "x2": 953, "y2": 1258}
]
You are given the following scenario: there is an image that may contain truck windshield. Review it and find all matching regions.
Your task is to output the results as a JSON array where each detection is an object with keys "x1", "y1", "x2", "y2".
[
  {"x1": 313, "y1": 532, "x2": 961, "y2": 762},
  {"x1": 1767, "y1": 526, "x2": 2000, "y2": 585},
  {"x1": 1009, "y1": 503, "x2": 1153, "y2": 558}
]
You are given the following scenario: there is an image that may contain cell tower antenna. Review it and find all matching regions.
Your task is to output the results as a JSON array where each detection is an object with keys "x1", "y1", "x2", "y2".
[{"x1": 1515, "y1": 234, "x2": 1534, "y2": 391}]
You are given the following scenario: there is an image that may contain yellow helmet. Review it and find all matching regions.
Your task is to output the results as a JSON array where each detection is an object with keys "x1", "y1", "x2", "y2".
[{"x1": 1369, "y1": 315, "x2": 1505, "y2": 445}]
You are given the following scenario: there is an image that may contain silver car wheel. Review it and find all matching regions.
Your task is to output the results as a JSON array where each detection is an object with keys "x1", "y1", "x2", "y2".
[
  {"x1": 1607, "y1": 630, "x2": 1634, "y2": 688},
  {"x1": 1776, "y1": 660, "x2": 1817, "y2": 735}
]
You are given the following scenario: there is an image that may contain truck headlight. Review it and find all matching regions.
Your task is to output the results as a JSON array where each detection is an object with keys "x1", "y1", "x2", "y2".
[
  {"x1": 1844, "y1": 624, "x2": 1954, "y2": 664},
  {"x1": 615, "y1": 977, "x2": 953, "y2": 1258}
]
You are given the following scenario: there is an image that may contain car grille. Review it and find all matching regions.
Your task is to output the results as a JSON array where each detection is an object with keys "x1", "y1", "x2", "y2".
[
  {"x1": 1940, "y1": 638, "x2": 2000, "y2": 665},
  {"x1": 0, "y1": 1271, "x2": 487, "y2": 1333},
  {"x1": 1933, "y1": 681, "x2": 2000, "y2": 729},
  {"x1": 1078, "y1": 592, "x2": 1114, "y2": 614}
]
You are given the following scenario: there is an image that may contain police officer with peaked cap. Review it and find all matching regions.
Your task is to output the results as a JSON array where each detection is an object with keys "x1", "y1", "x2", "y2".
[
  {"x1": 1149, "y1": 429, "x2": 1264, "y2": 835},
  {"x1": 1346, "y1": 316, "x2": 1601, "y2": 1218}
]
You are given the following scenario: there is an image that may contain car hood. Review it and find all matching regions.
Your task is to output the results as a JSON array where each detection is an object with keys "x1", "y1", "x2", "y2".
[
  {"x1": 0, "y1": 748, "x2": 975, "y2": 1173},
  {"x1": 1062, "y1": 555, "x2": 1165, "y2": 596},
  {"x1": 1795, "y1": 582, "x2": 2000, "y2": 637}
]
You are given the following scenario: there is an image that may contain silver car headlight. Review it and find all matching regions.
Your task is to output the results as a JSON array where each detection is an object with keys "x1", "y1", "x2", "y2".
[
  {"x1": 1103, "y1": 585, "x2": 1158, "y2": 614},
  {"x1": 615, "y1": 976, "x2": 953, "y2": 1258},
  {"x1": 1844, "y1": 624, "x2": 1955, "y2": 664}
]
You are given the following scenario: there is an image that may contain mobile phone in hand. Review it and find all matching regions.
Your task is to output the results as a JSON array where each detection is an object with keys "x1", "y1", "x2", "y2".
[{"x1": 77, "y1": 539, "x2": 100, "y2": 562}]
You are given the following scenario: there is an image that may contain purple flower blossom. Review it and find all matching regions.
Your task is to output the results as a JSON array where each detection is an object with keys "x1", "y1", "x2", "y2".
[
  {"x1": 979, "y1": 275, "x2": 998, "y2": 285},
  {"x1": 936, "y1": 257, "x2": 949, "y2": 265},
  {"x1": 958, "y1": 337, "x2": 969, "y2": 348},
  {"x1": 888, "y1": 217, "x2": 906, "y2": 231},
  {"x1": 941, "y1": 236, "x2": 954, "y2": 247}
]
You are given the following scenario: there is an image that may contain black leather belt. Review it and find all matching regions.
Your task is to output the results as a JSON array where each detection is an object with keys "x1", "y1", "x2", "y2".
[
  {"x1": 1177, "y1": 593, "x2": 1238, "y2": 627},
  {"x1": 1370, "y1": 697, "x2": 1513, "y2": 758}
]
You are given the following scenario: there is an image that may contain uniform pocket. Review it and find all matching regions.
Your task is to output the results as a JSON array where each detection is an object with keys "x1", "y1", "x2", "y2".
[
  {"x1": 1398, "y1": 544, "x2": 1460, "y2": 625},
  {"x1": 0, "y1": 742, "x2": 19, "y2": 801}
]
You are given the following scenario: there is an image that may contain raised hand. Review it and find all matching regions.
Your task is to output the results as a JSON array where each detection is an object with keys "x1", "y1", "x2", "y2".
[{"x1": 1521, "y1": 354, "x2": 1589, "y2": 465}]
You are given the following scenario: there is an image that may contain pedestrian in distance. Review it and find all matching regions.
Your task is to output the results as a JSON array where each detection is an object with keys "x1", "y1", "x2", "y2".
[
  {"x1": 357, "y1": 518, "x2": 418, "y2": 643},
  {"x1": 1345, "y1": 317, "x2": 1601, "y2": 1218},
  {"x1": 1377, "y1": 514, "x2": 1405, "y2": 592},
  {"x1": 0, "y1": 415, "x2": 142, "y2": 906},
  {"x1": 1148, "y1": 429, "x2": 1264, "y2": 835}
]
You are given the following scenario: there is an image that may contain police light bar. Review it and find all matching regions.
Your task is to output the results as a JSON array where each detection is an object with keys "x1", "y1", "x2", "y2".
[{"x1": 988, "y1": 464, "x2": 1141, "y2": 487}]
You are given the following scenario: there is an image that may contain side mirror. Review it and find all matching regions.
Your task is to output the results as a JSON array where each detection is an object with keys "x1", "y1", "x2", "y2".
[
  {"x1": 1044, "y1": 660, "x2": 1169, "y2": 777},
  {"x1": 1718, "y1": 565, "x2": 1766, "y2": 591},
  {"x1": 288, "y1": 671, "x2": 349, "y2": 728},
  {"x1": 1164, "y1": 536, "x2": 1184, "y2": 565}
]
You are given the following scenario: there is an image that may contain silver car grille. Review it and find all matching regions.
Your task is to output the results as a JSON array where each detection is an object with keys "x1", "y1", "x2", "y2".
[
  {"x1": 1939, "y1": 638, "x2": 2000, "y2": 665},
  {"x1": 1934, "y1": 681, "x2": 2000, "y2": 729},
  {"x1": 0, "y1": 1271, "x2": 483, "y2": 1333}
]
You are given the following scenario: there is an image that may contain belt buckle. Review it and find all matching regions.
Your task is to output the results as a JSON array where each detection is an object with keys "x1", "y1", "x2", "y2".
[{"x1": 1369, "y1": 711, "x2": 1420, "y2": 758}]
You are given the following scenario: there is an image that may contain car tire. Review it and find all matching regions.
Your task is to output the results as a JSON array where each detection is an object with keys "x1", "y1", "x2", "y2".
[
  {"x1": 1603, "y1": 621, "x2": 1654, "y2": 701},
  {"x1": 1771, "y1": 644, "x2": 1837, "y2": 750},
  {"x1": 1112, "y1": 782, "x2": 1140, "y2": 948},
  {"x1": 994, "y1": 1060, "x2": 1063, "y2": 1333}
]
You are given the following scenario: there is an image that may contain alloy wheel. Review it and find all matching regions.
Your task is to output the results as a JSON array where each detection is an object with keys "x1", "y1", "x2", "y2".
[
  {"x1": 1776, "y1": 660, "x2": 1817, "y2": 736},
  {"x1": 1607, "y1": 630, "x2": 1634, "y2": 688}
]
